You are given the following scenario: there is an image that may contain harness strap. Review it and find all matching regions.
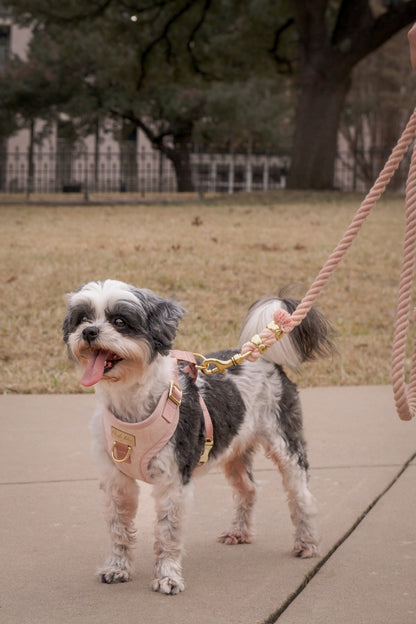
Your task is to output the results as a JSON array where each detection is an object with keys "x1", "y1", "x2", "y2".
[
  {"x1": 104, "y1": 352, "x2": 214, "y2": 482},
  {"x1": 198, "y1": 393, "x2": 213, "y2": 465},
  {"x1": 171, "y1": 350, "x2": 214, "y2": 464},
  {"x1": 171, "y1": 349, "x2": 199, "y2": 380},
  {"x1": 104, "y1": 377, "x2": 182, "y2": 483}
]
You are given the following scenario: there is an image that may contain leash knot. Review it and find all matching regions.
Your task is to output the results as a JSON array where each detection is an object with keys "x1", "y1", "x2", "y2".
[
  {"x1": 240, "y1": 308, "x2": 293, "y2": 362},
  {"x1": 272, "y1": 308, "x2": 294, "y2": 333}
]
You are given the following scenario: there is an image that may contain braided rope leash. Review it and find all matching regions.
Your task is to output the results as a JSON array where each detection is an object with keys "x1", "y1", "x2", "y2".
[
  {"x1": 391, "y1": 135, "x2": 416, "y2": 420},
  {"x1": 238, "y1": 107, "x2": 416, "y2": 421}
]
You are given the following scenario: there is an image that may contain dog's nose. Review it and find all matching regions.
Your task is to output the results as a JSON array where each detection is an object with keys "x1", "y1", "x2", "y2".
[{"x1": 82, "y1": 326, "x2": 100, "y2": 344}]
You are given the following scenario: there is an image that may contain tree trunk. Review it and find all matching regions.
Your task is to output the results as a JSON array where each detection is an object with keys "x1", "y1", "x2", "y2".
[
  {"x1": 170, "y1": 135, "x2": 194, "y2": 192},
  {"x1": 287, "y1": 0, "x2": 416, "y2": 190},
  {"x1": 287, "y1": 72, "x2": 350, "y2": 190},
  {"x1": 122, "y1": 115, "x2": 196, "y2": 192}
]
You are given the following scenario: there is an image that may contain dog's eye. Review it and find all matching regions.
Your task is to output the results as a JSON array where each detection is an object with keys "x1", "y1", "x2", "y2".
[
  {"x1": 80, "y1": 315, "x2": 90, "y2": 324},
  {"x1": 114, "y1": 317, "x2": 126, "y2": 328}
]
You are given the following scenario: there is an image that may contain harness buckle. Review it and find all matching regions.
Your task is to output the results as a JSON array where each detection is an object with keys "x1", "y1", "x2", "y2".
[
  {"x1": 199, "y1": 437, "x2": 214, "y2": 464},
  {"x1": 168, "y1": 381, "x2": 182, "y2": 406}
]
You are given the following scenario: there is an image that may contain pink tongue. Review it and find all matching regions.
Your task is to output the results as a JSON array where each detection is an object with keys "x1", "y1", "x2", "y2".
[{"x1": 81, "y1": 350, "x2": 110, "y2": 387}]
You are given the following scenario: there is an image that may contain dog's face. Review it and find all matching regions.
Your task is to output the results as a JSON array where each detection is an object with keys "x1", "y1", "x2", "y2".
[{"x1": 63, "y1": 280, "x2": 185, "y2": 387}]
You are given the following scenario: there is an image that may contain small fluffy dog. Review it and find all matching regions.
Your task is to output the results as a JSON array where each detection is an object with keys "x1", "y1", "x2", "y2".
[{"x1": 63, "y1": 279, "x2": 333, "y2": 595}]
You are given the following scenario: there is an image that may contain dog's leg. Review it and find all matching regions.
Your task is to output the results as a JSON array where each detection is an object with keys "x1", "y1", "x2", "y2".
[
  {"x1": 98, "y1": 466, "x2": 139, "y2": 583},
  {"x1": 267, "y1": 440, "x2": 319, "y2": 558},
  {"x1": 218, "y1": 448, "x2": 257, "y2": 545},
  {"x1": 151, "y1": 478, "x2": 193, "y2": 595}
]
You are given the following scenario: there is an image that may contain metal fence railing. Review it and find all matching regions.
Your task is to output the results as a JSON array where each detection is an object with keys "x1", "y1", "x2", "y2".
[
  {"x1": 0, "y1": 149, "x2": 289, "y2": 195},
  {"x1": 0, "y1": 147, "x2": 411, "y2": 195}
]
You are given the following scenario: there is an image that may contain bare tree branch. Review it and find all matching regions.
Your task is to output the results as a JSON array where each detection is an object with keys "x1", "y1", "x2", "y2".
[
  {"x1": 332, "y1": 0, "x2": 416, "y2": 72},
  {"x1": 110, "y1": 106, "x2": 175, "y2": 158},
  {"x1": 332, "y1": 0, "x2": 373, "y2": 45},
  {"x1": 268, "y1": 17, "x2": 295, "y2": 74},
  {"x1": 185, "y1": 0, "x2": 217, "y2": 78},
  {"x1": 136, "y1": 0, "x2": 200, "y2": 89}
]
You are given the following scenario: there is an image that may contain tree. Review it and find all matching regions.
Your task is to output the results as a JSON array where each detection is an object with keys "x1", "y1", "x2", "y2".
[
  {"x1": 3, "y1": 0, "x2": 293, "y2": 191},
  {"x1": 6, "y1": 0, "x2": 416, "y2": 191},
  {"x1": 340, "y1": 28, "x2": 416, "y2": 189},
  {"x1": 0, "y1": 24, "x2": 112, "y2": 191},
  {"x1": 287, "y1": 0, "x2": 416, "y2": 189}
]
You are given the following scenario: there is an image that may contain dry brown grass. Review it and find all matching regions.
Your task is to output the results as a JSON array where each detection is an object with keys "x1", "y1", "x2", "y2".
[{"x1": 1, "y1": 190, "x2": 414, "y2": 394}]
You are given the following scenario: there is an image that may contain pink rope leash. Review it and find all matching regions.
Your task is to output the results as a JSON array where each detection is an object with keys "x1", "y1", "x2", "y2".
[
  {"x1": 241, "y1": 107, "x2": 416, "y2": 421},
  {"x1": 391, "y1": 137, "x2": 416, "y2": 420}
]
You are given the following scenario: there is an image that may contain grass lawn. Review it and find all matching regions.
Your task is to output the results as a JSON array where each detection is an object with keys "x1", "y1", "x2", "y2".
[{"x1": 0, "y1": 190, "x2": 413, "y2": 393}]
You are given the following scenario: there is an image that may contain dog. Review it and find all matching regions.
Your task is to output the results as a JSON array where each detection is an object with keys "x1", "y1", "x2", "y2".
[{"x1": 63, "y1": 279, "x2": 333, "y2": 595}]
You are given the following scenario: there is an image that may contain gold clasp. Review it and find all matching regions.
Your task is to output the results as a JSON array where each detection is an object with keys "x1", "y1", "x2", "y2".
[
  {"x1": 266, "y1": 320, "x2": 285, "y2": 341},
  {"x1": 193, "y1": 321, "x2": 285, "y2": 376},
  {"x1": 250, "y1": 334, "x2": 268, "y2": 354},
  {"x1": 194, "y1": 351, "x2": 252, "y2": 376}
]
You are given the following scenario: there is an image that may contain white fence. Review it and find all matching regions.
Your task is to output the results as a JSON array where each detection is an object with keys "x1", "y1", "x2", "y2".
[
  {"x1": 0, "y1": 149, "x2": 289, "y2": 195},
  {"x1": 0, "y1": 147, "x2": 410, "y2": 195}
]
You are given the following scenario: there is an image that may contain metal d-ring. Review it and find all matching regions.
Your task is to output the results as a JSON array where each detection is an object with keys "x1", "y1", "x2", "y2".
[{"x1": 111, "y1": 442, "x2": 132, "y2": 463}]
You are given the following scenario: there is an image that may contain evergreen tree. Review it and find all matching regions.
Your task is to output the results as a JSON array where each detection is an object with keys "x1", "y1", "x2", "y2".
[
  {"x1": 4, "y1": 0, "x2": 416, "y2": 190},
  {"x1": 287, "y1": 0, "x2": 416, "y2": 189},
  {"x1": 2, "y1": 0, "x2": 292, "y2": 191}
]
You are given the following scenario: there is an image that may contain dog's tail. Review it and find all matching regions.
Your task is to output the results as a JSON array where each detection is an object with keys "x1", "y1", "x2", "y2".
[{"x1": 238, "y1": 296, "x2": 334, "y2": 370}]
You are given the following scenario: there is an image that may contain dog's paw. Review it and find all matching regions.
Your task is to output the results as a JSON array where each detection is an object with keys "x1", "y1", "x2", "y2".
[
  {"x1": 98, "y1": 560, "x2": 132, "y2": 584},
  {"x1": 218, "y1": 529, "x2": 252, "y2": 545},
  {"x1": 292, "y1": 540, "x2": 319, "y2": 559},
  {"x1": 152, "y1": 575, "x2": 185, "y2": 595}
]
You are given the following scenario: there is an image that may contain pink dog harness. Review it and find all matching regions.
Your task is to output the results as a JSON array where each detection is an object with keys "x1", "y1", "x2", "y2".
[{"x1": 102, "y1": 351, "x2": 213, "y2": 483}]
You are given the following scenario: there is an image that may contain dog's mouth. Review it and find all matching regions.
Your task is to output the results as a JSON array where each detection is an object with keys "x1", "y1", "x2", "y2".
[{"x1": 81, "y1": 349, "x2": 123, "y2": 387}]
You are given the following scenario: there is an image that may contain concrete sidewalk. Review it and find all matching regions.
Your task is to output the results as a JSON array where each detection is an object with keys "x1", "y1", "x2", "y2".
[{"x1": 1, "y1": 387, "x2": 415, "y2": 623}]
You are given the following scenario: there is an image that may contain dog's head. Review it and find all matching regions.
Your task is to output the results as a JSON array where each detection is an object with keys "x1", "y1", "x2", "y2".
[{"x1": 63, "y1": 280, "x2": 185, "y2": 387}]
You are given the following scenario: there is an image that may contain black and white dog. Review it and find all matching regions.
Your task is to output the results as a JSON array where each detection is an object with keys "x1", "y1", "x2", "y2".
[{"x1": 63, "y1": 279, "x2": 333, "y2": 595}]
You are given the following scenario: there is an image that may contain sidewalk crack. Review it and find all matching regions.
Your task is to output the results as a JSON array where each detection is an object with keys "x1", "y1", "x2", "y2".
[{"x1": 262, "y1": 450, "x2": 416, "y2": 623}]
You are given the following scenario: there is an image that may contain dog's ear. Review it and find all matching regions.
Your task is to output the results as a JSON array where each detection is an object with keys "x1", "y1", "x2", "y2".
[
  {"x1": 62, "y1": 314, "x2": 71, "y2": 344},
  {"x1": 62, "y1": 286, "x2": 88, "y2": 346},
  {"x1": 148, "y1": 297, "x2": 186, "y2": 355},
  {"x1": 132, "y1": 289, "x2": 186, "y2": 355},
  {"x1": 61, "y1": 289, "x2": 81, "y2": 345}
]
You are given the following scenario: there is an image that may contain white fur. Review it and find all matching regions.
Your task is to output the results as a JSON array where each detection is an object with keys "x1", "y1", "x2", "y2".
[{"x1": 238, "y1": 298, "x2": 302, "y2": 369}]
